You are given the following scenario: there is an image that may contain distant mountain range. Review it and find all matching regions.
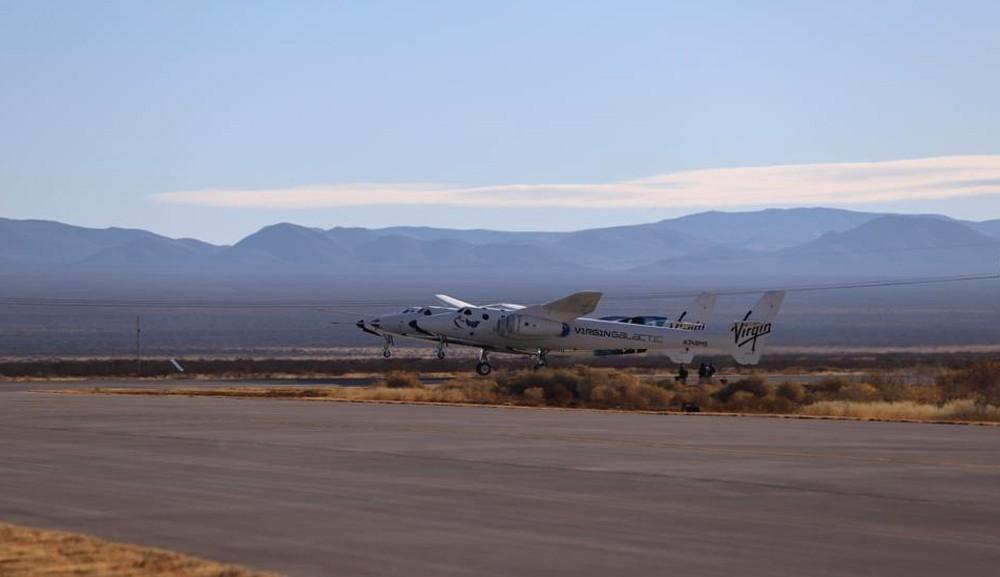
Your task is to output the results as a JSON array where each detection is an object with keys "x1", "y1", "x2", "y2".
[{"x1": 2, "y1": 208, "x2": 999, "y2": 278}]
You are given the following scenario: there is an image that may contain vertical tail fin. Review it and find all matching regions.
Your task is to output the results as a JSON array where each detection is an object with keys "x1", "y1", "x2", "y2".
[
  {"x1": 728, "y1": 291, "x2": 785, "y2": 365},
  {"x1": 671, "y1": 292, "x2": 717, "y2": 329}
]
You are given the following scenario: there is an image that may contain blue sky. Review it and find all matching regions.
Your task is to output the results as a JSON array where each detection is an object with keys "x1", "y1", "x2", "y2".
[{"x1": 2, "y1": 0, "x2": 999, "y2": 243}]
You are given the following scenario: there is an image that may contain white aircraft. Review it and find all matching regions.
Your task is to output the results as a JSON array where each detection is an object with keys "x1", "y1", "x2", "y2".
[
  {"x1": 406, "y1": 290, "x2": 782, "y2": 375},
  {"x1": 356, "y1": 291, "x2": 783, "y2": 375},
  {"x1": 355, "y1": 292, "x2": 717, "y2": 362}
]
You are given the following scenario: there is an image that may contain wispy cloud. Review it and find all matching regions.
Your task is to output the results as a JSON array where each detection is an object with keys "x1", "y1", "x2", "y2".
[{"x1": 152, "y1": 155, "x2": 1000, "y2": 210}]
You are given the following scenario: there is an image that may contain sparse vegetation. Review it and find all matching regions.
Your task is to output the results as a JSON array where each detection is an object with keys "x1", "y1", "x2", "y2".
[
  {"x1": 51, "y1": 359, "x2": 1000, "y2": 425},
  {"x1": 775, "y1": 381, "x2": 806, "y2": 403},
  {"x1": 4, "y1": 351, "x2": 1000, "y2": 380},
  {"x1": 936, "y1": 359, "x2": 1000, "y2": 407},
  {"x1": 800, "y1": 400, "x2": 1000, "y2": 422},
  {"x1": 382, "y1": 370, "x2": 422, "y2": 388},
  {"x1": 0, "y1": 521, "x2": 279, "y2": 577}
]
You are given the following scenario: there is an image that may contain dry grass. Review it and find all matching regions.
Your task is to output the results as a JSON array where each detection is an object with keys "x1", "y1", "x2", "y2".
[
  {"x1": 381, "y1": 371, "x2": 423, "y2": 388},
  {"x1": 0, "y1": 522, "x2": 278, "y2": 577},
  {"x1": 85, "y1": 381, "x2": 504, "y2": 406},
  {"x1": 69, "y1": 362, "x2": 1000, "y2": 425},
  {"x1": 800, "y1": 400, "x2": 1000, "y2": 422}
]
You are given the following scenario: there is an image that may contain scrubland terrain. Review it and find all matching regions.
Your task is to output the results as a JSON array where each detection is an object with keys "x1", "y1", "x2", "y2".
[
  {"x1": 1, "y1": 350, "x2": 996, "y2": 380},
  {"x1": 80, "y1": 358, "x2": 1000, "y2": 424}
]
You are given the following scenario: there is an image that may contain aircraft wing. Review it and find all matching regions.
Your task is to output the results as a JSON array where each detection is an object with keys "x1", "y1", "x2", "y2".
[
  {"x1": 434, "y1": 294, "x2": 474, "y2": 308},
  {"x1": 521, "y1": 291, "x2": 602, "y2": 322}
]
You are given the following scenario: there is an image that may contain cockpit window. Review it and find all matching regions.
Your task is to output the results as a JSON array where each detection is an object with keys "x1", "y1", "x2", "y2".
[
  {"x1": 424, "y1": 309, "x2": 432, "y2": 315},
  {"x1": 463, "y1": 309, "x2": 472, "y2": 316}
]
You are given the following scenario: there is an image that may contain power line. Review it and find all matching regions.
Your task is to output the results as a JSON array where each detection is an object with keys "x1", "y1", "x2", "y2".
[
  {"x1": 601, "y1": 272, "x2": 1000, "y2": 301},
  {"x1": 0, "y1": 272, "x2": 997, "y2": 310}
]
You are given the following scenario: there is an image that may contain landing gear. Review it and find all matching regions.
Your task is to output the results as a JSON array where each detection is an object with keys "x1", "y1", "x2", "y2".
[
  {"x1": 533, "y1": 349, "x2": 549, "y2": 370},
  {"x1": 675, "y1": 364, "x2": 689, "y2": 384},
  {"x1": 436, "y1": 338, "x2": 447, "y2": 360},
  {"x1": 475, "y1": 349, "x2": 492, "y2": 376},
  {"x1": 382, "y1": 335, "x2": 394, "y2": 359}
]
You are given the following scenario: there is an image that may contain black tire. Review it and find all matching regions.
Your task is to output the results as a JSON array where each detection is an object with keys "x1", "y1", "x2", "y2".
[
  {"x1": 383, "y1": 349, "x2": 392, "y2": 359},
  {"x1": 475, "y1": 362, "x2": 492, "y2": 376},
  {"x1": 436, "y1": 350, "x2": 446, "y2": 360}
]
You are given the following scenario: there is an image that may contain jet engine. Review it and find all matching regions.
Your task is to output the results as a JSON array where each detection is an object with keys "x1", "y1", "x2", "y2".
[{"x1": 499, "y1": 314, "x2": 570, "y2": 338}]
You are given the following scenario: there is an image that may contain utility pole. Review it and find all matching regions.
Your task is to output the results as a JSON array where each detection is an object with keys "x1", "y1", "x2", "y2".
[{"x1": 135, "y1": 315, "x2": 142, "y2": 375}]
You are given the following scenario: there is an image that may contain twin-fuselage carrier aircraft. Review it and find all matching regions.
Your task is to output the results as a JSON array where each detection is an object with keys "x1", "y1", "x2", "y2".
[{"x1": 357, "y1": 290, "x2": 784, "y2": 375}]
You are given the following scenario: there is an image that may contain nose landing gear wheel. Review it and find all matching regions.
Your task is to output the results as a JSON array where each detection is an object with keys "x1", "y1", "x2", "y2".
[
  {"x1": 437, "y1": 350, "x2": 446, "y2": 360},
  {"x1": 383, "y1": 348, "x2": 392, "y2": 359}
]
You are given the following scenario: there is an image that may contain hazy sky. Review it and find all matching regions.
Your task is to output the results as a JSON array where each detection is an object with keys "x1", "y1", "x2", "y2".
[{"x1": 2, "y1": 0, "x2": 999, "y2": 243}]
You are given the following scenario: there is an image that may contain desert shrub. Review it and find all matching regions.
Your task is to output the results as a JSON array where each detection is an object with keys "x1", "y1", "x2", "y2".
[
  {"x1": 654, "y1": 378, "x2": 680, "y2": 391},
  {"x1": 498, "y1": 368, "x2": 581, "y2": 403},
  {"x1": 440, "y1": 378, "x2": 501, "y2": 404},
  {"x1": 520, "y1": 387, "x2": 545, "y2": 406},
  {"x1": 577, "y1": 369, "x2": 641, "y2": 403},
  {"x1": 589, "y1": 384, "x2": 618, "y2": 406},
  {"x1": 383, "y1": 371, "x2": 423, "y2": 388},
  {"x1": 908, "y1": 385, "x2": 942, "y2": 405},
  {"x1": 837, "y1": 382, "x2": 879, "y2": 402},
  {"x1": 808, "y1": 377, "x2": 850, "y2": 400},
  {"x1": 723, "y1": 391, "x2": 758, "y2": 411},
  {"x1": 497, "y1": 367, "x2": 642, "y2": 406},
  {"x1": 590, "y1": 381, "x2": 671, "y2": 410},
  {"x1": 762, "y1": 395, "x2": 797, "y2": 414},
  {"x1": 670, "y1": 387, "x2": 711, "y2": 411},
  {"x1": 775, "y1": 381, "x2": 806, "y2": 404},
  {"x1": 936, "y1": 360, "x2": 1000, "y2": 406},
  {"x1": 626, "y1": 383, "x2": 672, "y2": 410},
  {"x1": 572, "y1": 368, "x2": 670, "y2": 410},
  {"x1": 711, "y1": 376, "x2": 770, "y2": 403}
]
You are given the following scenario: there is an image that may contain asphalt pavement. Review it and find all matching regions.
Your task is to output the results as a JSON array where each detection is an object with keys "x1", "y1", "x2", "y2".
[{"x1": 1, "y1": 382, "x2": 998, "y2": 576}]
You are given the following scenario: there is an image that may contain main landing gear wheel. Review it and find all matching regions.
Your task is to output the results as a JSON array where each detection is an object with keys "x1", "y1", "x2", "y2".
[
  {"x1": 533, "y1": 349, "x2": 549, "y2": 370},
  {"x1": 382, "y1": 335, "x2": 394, "y2": 359},
  {"x1": 436, "y1": 339, "x2": 447, "y2": 360},
  {"x1": 475, "y1": 349, "x2": 492, "y2": 376},
  {"x1": 383, "y1": 349, "x2": 392, "y2": 359},
  {"x1": 437, "y1": 350, "x2": 446, "y2": 360}
]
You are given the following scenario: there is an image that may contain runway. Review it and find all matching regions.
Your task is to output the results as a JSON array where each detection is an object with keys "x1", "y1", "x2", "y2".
[{"x1": 1, "y1": 382, "x2": 998, "y2": 576}]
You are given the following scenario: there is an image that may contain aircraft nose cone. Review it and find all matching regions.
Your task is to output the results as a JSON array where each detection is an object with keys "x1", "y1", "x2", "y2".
[{"x1": 356, "y1": 319, "x2": 382, "y2": 337}]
